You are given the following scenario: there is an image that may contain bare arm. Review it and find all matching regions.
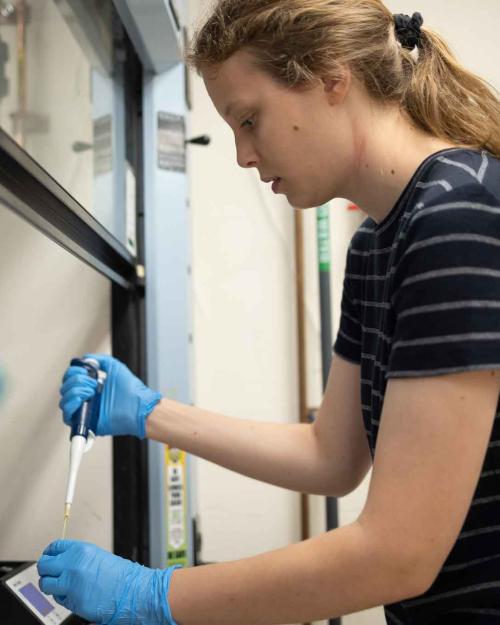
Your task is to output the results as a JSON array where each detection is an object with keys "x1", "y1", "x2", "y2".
[
  {"x1": 167, "y1": 369, "x2": 500, "y2": 625},
  {"x1": 146, "y1": 354, "x2": 371, "y2": 497},
  {"x1": 169, "y1": 520, "x2": 422, "y2": 625}
]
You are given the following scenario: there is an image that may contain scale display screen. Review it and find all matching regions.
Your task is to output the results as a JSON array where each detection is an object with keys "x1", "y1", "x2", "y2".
[
  {"x1": 4, "y1": 562, "x2": 72, "y2": 625},
  {"x1": 20, "y1": 582, "x2": 55, "y2": 617}
]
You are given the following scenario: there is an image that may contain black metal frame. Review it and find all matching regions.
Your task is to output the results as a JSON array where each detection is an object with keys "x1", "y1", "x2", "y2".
[
  {"x1": 111, "y1": 21, "x2": 151, "y2": 565},
  {"x1": 0, "y1": 9, "x2": 150, "y2": 566},
  {"x1": 0, "y1": 129, "x2": 135, "y2": 289}
]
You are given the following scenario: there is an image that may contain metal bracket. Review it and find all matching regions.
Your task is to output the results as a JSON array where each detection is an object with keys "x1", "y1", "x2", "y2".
[{"x1": 113, "y1": 0, "x2": 183, "y2": 73}]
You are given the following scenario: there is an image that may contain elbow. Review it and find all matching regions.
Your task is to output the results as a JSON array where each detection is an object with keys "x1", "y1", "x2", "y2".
[
  {"x1": 322, "y1": 476, "x2": 364, "y2": 499},
  {"x1": 380, "y1": 553, "x2": 434, "y2": 603},
  {"x1": 357, "y1": 518, "x2": 441, "y2": 602},
  {"x1": 321, "y1": 474, "x2": 359, "y2": 498},
  {"x1": 326, "y1": 466, "x2": 371, "y2": 498},
  {"x1": 330, "y1": 480, "x2": 360, "y2": 498},
  {"x1": 387, "y1": 550, "x2": 444, "y2": 601},
  {"x1": 405, "y1": 563, "x2": 435, "y2": 599},
  {"x1": 398, "y1": 542, "x2": 454, "y2": 597},
  {"x1": 408, "y1": 555, "x2": 448, "y2": 597}
]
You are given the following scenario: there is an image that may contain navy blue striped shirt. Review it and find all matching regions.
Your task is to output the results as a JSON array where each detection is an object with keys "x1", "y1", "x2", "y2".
[{"x1": 334, "y1": 148, "x2": 500, "y2": 624}]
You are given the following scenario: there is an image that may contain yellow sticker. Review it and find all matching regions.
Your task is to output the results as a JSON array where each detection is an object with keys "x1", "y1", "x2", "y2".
[{"x1": 165, "y1": 447, "x2": 188, "y2": 567}]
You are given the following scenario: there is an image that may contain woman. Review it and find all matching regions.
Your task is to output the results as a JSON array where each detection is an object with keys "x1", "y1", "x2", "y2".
[{"x1": 38, "y1": 1, "x2": 500, "y2": 623}]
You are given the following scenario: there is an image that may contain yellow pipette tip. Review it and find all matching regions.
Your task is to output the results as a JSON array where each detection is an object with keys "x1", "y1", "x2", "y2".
[{"x1": 62, "y1": 504, "x2": 71, "y2": 539}]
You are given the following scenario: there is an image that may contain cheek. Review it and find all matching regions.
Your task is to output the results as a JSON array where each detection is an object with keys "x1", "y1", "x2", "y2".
[
  {"x1": 262, "y1": 128, "x2": 300, "y2": 169},
  {"x1": 284, "y1": 125, "x2": 316, "y2": 160}
]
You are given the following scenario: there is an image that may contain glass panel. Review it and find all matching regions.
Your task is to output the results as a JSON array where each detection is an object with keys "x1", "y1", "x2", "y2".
[
  {"x1": 0, "y1": 202, "x2": 113, "y2": 559},
  {"x1": 0, "y1": 0, "x2": 135, "y2": 253}
]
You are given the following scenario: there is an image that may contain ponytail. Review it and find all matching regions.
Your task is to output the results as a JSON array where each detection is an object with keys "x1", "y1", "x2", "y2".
[{"x1": 403, "y1": 26, "x2": 500, "y2": 158}]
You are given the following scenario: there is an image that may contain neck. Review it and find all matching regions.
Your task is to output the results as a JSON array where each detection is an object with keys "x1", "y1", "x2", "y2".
[{"x1": 344, "y1": 107, "x2": 458, "y2": 224}]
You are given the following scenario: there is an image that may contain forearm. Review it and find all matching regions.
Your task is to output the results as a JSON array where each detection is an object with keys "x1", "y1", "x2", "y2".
[
  {"x1": 146, "y1": 398, "x2": 339, "y2": 495},
  {"x1": 168, "y1": 521, "x2": 425, "y2": 625}
]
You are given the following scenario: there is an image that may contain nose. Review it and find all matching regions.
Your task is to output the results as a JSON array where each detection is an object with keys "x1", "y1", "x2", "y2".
[{"x1": 235, "y1": 135, "x2": 258, "y2": 169}]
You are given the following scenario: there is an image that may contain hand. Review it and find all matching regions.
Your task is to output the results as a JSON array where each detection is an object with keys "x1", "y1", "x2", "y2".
[
  {"x1": 59, "y1": 354, "x2": 162, "y2": 438},
  {"x1": 37, "y1": 540, "x2": 180, "y2": 625}
]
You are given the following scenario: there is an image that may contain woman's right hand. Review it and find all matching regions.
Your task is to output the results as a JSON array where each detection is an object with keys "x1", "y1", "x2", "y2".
[{"x1": 59, "y1": 354, "x2": 162, "y2": 438}]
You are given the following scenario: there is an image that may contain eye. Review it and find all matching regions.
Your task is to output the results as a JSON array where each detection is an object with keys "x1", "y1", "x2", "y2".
[{"x1": 240, "y1": 118, "x2": 256, "y2": 130}]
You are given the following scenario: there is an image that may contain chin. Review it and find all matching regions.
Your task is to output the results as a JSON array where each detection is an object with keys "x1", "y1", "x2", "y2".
[
  {"x1": 289, "y1": 188, "x2": 335, "y2": 210},
  {"x1": 290, "y1": 196, "x2": 323, "y2": 210}
]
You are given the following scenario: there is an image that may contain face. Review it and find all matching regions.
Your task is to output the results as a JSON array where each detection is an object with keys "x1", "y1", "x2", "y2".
[{"x1": 202, "y1": 50, "x2": 358, "y2": 209}]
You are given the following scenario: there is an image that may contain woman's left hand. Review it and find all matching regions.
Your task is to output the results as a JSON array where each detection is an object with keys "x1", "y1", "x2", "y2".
[{"x1": 37, "y1": 540, "x2": 179, "y2": 625}]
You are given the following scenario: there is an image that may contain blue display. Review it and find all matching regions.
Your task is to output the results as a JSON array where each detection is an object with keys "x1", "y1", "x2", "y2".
[{"x1": 20, "y1": 582, "x2": 54, "y2": 617}]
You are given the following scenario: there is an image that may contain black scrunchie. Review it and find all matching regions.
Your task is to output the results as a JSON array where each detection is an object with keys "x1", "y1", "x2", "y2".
[{"x1": 393, "y1": 12, "x2": 424, "y2": 50}]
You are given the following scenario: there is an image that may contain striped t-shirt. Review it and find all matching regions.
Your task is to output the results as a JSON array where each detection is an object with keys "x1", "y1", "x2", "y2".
[{"x1": 333, "y1": 148, "x2": 500, "y2": 624}]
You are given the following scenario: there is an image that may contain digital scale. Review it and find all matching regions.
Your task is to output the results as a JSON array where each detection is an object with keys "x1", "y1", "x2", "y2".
[{"x1": 0, "y1": 562, "x2": 87, "y2": 625}]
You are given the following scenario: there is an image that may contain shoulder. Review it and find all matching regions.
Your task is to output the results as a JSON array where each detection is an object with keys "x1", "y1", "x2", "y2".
[
  {"x1": 420, "y1": 149, "x2": 500, "y2": 193},
  {"x1": 404, "y1": 151, "x2": 500, "y2": 243},
  {"x1": 412, "y1": 149, "x2": 500, "y2": 212},
  {"x1": 392, "y1": 177, "x2": 500, "y2": 295}
]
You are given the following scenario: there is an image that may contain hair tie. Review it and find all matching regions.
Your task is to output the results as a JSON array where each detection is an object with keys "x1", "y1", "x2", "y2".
[{"x1": 393, "y1": 12, "x2": 424, "y2": 50}]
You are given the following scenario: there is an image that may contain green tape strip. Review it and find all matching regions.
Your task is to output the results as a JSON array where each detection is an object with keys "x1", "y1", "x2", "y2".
[{"x1": 317, "y1": 204, "x2": 331, "y2": 272}]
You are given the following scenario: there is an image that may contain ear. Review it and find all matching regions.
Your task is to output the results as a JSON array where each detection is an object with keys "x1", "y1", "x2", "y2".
[{"x1": 322, "y1": 67, "x2": 351, "y2": 106}]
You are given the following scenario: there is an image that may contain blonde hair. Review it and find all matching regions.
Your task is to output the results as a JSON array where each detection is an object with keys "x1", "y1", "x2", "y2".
[{"x1": 186, "y1": 0, "x2": 500, "y2": 158}]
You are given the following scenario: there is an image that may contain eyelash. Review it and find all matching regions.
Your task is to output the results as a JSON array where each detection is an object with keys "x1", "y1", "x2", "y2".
[{"x1": 240, "y1": 118, "x2": 256, "y2": 130}]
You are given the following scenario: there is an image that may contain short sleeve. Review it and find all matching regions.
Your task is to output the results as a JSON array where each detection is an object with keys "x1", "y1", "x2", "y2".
[
  {"x1": 333, "y1": 248, "x2": 362, "y2": 364},
  {"x1": 388, "y1": 185, "x2": 500, "y2": 378}
]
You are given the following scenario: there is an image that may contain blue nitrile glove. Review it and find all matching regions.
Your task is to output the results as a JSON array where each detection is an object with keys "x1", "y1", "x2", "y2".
[
  {"x1": 59, "y1": 354, "x2": 162, "y2": 438},
  {"x1": 37, "y1": 541, "x2": 180, "y2": 625}
]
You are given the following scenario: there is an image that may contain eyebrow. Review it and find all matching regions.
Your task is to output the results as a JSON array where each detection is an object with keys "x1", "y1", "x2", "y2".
[
  {"x1": 225, "y1": 102, "x2": 245, "y2": 118},
  {"x1": 224, "y1": 102, "x2": 236, "y2": 117}
]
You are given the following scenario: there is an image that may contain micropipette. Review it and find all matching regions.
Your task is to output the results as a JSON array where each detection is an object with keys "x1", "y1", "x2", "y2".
[{"x1": 63, "y1": 357, "x2": 106, "y2": 538}]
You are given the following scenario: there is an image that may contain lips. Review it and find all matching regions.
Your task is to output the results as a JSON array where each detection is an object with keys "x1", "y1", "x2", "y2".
[{"x1": 261, "y1": 176, "x2": 281, "y2": 184}]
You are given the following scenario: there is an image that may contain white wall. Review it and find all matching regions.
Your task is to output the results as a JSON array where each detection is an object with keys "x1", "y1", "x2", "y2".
[{"x1": 186, "y1": 1, "x2": 500, "y2": 624}]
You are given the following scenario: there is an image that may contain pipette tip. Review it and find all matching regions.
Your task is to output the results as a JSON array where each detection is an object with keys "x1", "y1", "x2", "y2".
[{"x1": 62, "y1": 503, "x2": 71, "y2": 539}]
